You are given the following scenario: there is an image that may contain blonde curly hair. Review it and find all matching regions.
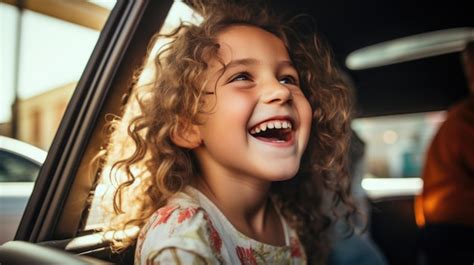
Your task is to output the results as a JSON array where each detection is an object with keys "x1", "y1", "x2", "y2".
[{"x1": 99, "y1": 2, "x2": 355, "y2": 264}]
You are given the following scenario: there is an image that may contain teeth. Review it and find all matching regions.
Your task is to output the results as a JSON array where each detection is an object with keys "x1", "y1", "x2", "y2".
[{"x1": 249, "y1": 120, "x2": 293, "y2": 135}]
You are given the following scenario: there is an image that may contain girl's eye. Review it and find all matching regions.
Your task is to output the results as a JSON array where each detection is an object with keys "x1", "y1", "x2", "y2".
[
  {"x1": 229, "y1": 72, "x2": 252, "y2": 83},
  {"x1": 279, "y1": 75, "x2": 298, "y2": 85}
]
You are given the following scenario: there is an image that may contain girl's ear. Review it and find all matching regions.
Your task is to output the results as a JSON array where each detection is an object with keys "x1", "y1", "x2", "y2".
[{"x1": 170, "y1": 121, "x2": 202, "y2": 149}]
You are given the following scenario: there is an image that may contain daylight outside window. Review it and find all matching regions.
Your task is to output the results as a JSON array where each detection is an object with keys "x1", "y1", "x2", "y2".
[{"x1": 0, "y1": 0, "x2": 115, "y2": 244}]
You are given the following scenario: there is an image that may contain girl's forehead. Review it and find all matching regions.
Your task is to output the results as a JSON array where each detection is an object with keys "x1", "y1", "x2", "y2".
[
  {"x1": 214, "y1": 25, "x2": 290, "y2": 63},
  {"x1": 216, "y1": 25, "x2": 284, "y2": 46}
]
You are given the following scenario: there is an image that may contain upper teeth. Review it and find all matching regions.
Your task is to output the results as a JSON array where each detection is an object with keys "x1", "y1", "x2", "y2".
[{"x1": 250, "y1": 120, "x2": 292, "y2": 134}]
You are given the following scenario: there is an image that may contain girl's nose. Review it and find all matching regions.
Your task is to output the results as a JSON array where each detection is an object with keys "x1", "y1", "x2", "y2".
[{"x1": 261, "y1": 81, "x2": 292, "y2": 105}]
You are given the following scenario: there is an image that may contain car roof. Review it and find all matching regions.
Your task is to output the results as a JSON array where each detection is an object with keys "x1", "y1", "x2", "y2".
[{"x1": 0, "y1": 136, "x2": 47, "y2": 165}]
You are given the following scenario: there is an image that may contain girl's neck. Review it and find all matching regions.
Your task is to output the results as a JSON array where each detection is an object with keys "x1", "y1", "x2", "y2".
[
  {"x1": 197, "y1": 175, "x2": 271, "y2": 220},
  {"x1": 194, "y1": 175, "x2": 285, "y2": 245}
]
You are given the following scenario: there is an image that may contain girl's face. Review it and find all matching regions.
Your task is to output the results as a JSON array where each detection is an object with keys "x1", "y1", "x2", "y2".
[{"x1": 195, "y1": 25, "x2": 312, "y2": 183}]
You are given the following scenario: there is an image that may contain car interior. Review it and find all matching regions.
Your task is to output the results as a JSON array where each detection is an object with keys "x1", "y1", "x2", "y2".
[{"x1": 0, "y1": 0, "x2": 472, "y2": 264}]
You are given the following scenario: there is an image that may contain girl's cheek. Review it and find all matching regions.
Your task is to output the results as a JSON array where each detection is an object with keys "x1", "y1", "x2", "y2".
[
  {"x1": 300, "y1": 98, "x2": 313, "y2": 143},
  {"x1": 300, "y1": 96, "x2": 313, "y2": 122},
  {"x1": 222, "y1": 89, "x2": 255, "y2": 108}
]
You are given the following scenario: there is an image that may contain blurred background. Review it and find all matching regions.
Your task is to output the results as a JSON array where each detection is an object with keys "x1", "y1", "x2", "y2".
[{"x1": 1, "y1": 0, "x2": 115, "y2": 150}]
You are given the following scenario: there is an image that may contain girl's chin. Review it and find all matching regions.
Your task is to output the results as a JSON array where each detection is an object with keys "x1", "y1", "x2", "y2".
[{"x1": 259, "y1": 169, "x2": 299, "y2": 182}]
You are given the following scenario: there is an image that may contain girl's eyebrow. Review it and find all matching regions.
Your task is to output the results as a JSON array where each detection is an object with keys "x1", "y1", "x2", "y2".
[
  {"x1": 214, "y1": 58, "x2": 258, "y2": 78},
  {"x1": 278, "y1": 60, "x2": 297, "y2": 72}
]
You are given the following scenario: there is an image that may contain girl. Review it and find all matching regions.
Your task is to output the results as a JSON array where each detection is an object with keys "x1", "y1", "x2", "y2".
[{"x1": 102, "y1": 2, "x2": 354, "y2": 264}]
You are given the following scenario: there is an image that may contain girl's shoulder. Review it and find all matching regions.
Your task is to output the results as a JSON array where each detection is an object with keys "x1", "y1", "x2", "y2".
[
  {"x1": 135, "y1": 190, "x2": 224, "y2": 264},
  {"x1": 144, "y1": 190, "x2": 213, "y2": 233}
]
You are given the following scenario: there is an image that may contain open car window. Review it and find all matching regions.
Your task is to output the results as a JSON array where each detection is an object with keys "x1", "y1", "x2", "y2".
[
  {"x1": 0, "y1": 1, "x2": 115, "y2": 245},
  {"x1": 0, "y1": 1, "x2": 114, "y2": 151},
  {"x1": 14, "y1": 0, "x2": 174, "y2": 245}
]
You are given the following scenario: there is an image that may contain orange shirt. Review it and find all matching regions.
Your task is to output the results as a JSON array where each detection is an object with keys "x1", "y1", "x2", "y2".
[{"x1": 415, "y1": 96, "x2": 474, "y2": 227}]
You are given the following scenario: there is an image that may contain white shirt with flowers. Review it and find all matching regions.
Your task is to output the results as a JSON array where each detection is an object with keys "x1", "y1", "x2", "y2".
[{"x1": 135, "y1": 186, "x2": 306, "y2": 265}]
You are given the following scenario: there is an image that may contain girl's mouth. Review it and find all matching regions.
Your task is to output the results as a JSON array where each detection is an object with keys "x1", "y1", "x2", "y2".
[{"x1": 249, "y1": 120, "x2": 294, "y2": 143}]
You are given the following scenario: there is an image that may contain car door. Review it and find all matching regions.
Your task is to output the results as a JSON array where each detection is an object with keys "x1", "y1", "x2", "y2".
[{"x1": 0, "y1": 0, "x2": 173, "y2": 264}]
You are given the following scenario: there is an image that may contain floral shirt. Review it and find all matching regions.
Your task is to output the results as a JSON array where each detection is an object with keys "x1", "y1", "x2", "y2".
[{"x1": 135, "y1": 186, "x2": 306, "y2": 265}]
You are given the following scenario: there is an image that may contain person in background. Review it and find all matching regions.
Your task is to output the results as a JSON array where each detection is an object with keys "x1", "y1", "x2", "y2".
[{"x1": 414, "y1": 41, "x2": 474, "y2": 264}]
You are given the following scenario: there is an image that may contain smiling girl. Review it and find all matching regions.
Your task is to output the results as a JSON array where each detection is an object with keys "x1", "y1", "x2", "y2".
[{"x1": 103, "y1": 2, "x2": 354, "y2": 264}]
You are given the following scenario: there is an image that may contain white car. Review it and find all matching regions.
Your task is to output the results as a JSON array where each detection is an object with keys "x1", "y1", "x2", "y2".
[{"x1": 0, "y1": 136, "x2": 47, "y2": 244}]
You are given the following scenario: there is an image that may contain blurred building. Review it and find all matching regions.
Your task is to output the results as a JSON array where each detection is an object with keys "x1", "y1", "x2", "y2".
[
  {"x1": 0, "y1": 123, "x2": 12, "y2": 138},
  {"x1": 16, "y1": 82, "x2": 75, "y2": 150}
]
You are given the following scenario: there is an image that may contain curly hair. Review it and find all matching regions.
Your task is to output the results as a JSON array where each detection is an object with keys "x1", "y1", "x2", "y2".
[{"x1": 99, "y1": 2, "x2": 356, "y2": 264}]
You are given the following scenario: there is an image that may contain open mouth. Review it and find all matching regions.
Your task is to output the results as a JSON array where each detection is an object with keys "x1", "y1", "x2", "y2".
[{"x1": 249, "y1": 120, "x2": 293, "y2": 143}]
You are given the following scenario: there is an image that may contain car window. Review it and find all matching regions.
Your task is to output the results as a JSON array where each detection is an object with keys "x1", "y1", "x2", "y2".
[
  {"x1": 352, "y1": 111, "x2": 446, "y2": 198},
  {"x1": 0, "y1": 1, "x2": 115, "y2": 244},
  {"x1": 0, "y1": 150, "x2": 40, "y2": 182}
]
